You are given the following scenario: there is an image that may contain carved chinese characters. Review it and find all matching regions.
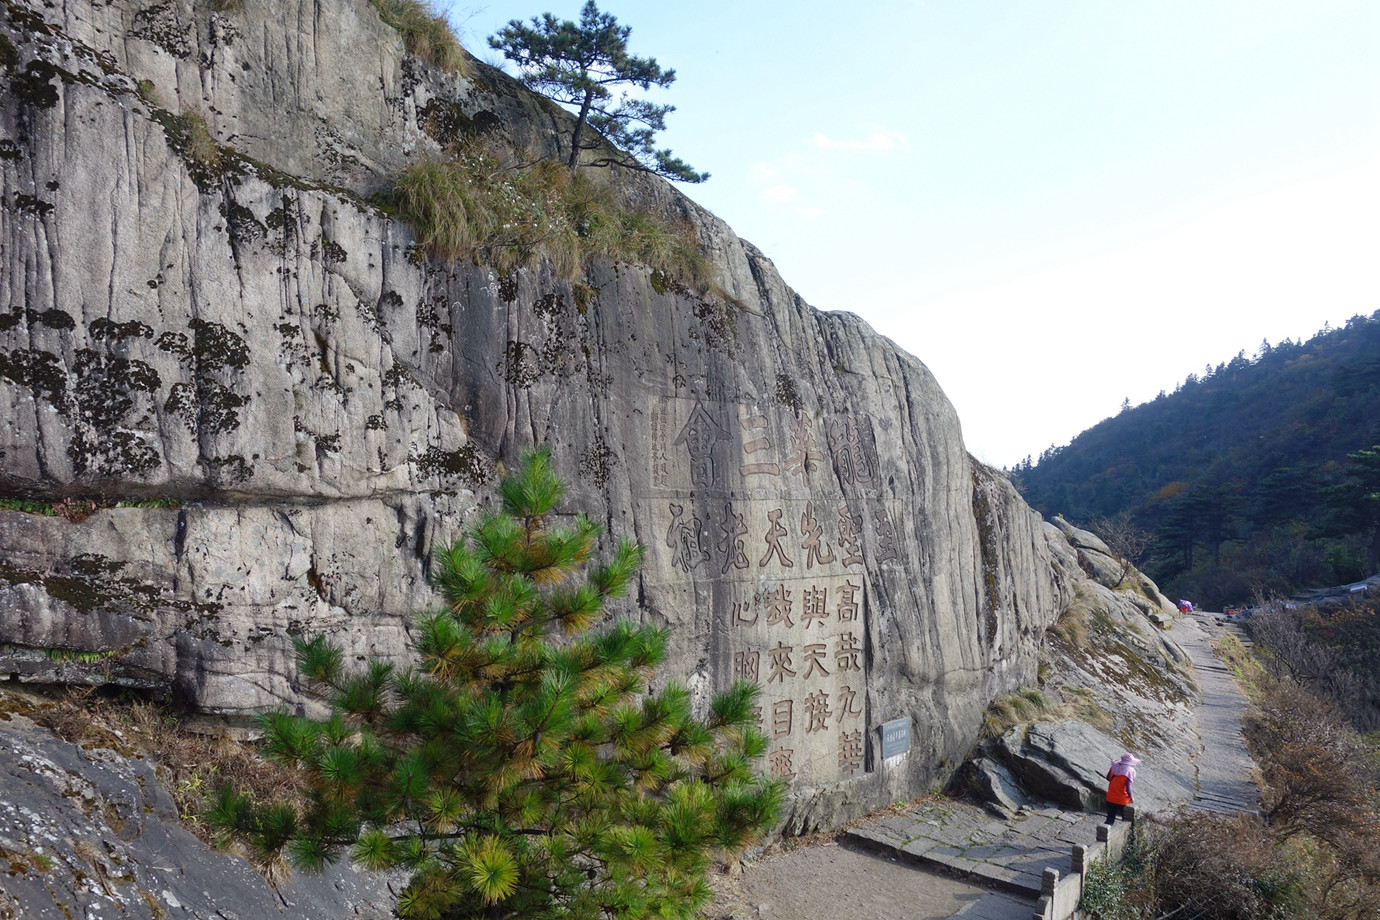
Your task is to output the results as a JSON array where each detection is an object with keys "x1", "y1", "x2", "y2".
[
  {"x1": 785, "y1": 415, "x2": 824, "y2": 486},
  {"x1": 740, "y1": 414, "x2": 780, "y2": 477},
  {"x1": 646, "y1": 398, "x2": 895, "y2": 785},
  {"x1": 759, "y1": 510, "x2": 794, "y2": 569},
  {"x1": 828, "y1": 417, "x2": 879, "y2": 486},
  {"x1": 718, "y1": 504, "x2": 749, "y2": 573},
  {"x1": 673, "y1": 401, "x2": 731, "y2": 488},
  {"x1": 648, "y1": 403, "x2": 673, "y2": 490},
  {"x1": 665, "y1": 503, "x2": 711, "y2": 573},
  {"x1": 722, "y1": 572, "x2": 869, "y2": 783},
  {"x1": 800, "y1": 502, "x2": 835, "y2": 569}
]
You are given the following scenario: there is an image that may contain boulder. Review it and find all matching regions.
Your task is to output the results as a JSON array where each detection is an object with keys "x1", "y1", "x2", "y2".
[
  {"x1": 998, "y1": 720, "x2": 1197, "y2": 816},
  {"x1": 996, "y1": 720, "x2": 1112, "y2": 811},
  {"x1": 964, "y1": 754, "x2": 1033, "y2": 816},
  {"x1": 1052, "y1": 517, "x2": 1130, "y2": 589}
]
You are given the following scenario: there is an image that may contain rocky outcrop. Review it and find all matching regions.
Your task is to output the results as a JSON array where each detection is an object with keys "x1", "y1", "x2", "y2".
[
  {"x1": 994, "y1": 719, "x2": 1196, "y2": 815},
  {"x1": 961, "y1": 530, "x2": 1198, "y2": 818},
  {"x1": 1, "y1": 0, "x2": 1076, "y2": 829},
  {"x1": 1051, "y1": 516, "x2": 1177, "y2": 616},
  {"x1": 0, "y1": 701, "x2": 399, "y2": 918}
]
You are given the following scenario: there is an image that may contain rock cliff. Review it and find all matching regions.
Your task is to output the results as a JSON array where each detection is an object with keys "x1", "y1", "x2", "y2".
[{"x1": 0, "y1": 0, "x2": 1163, "y2": 830}]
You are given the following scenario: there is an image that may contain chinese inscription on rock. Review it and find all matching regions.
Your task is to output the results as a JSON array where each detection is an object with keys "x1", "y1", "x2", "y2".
[{"x1": 649, "y1": 398, "x2": 899, "y2": 784}]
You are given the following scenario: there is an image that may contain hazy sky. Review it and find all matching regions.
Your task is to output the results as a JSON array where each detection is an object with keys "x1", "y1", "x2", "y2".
[{"x1": 454, "y1": 1, "x2": 1380, "y2": 468}]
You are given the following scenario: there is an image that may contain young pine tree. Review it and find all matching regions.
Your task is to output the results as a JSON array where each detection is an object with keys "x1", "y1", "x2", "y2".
[{"x1": 211, "y1": 448, "x2": 782, "y2": 920}]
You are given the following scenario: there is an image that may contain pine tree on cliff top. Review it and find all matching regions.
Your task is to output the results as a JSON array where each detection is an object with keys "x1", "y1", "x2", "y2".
[
  {"x1": 489, "y1": 1, "x2": 708, "y2": 183},
  {"x1": 211, "y1": 448, "x2": 782, "y2": 920}
]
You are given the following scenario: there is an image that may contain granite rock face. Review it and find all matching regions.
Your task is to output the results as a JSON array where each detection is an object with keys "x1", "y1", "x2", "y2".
[
  {"x1": 0, "y1": 703, "x2": 400, "y2": 919},
  {"x1": 2, "y1": 0, "x2": 1077, "y2": 828},
  {"x1": 961, "y1": 528, "x2": 1198, "y2": 819},
  {"x1": 1051, "y1": 516, "x2": 1177, "y2": 611}
]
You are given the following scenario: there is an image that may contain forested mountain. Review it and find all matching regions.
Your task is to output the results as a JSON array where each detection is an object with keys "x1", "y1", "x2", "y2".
[{"x1": 1015, "y1": 310, "x2": 1380, "y2": 607}]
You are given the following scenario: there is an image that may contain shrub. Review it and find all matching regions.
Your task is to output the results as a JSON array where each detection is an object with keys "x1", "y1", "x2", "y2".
[
  {"x1": 1244, "y1": 678, "x2": 1379, "y2": 847},
  {"x1": 1249, "y1": 601, "x2": 1380, "y2": 733},
  {"x1": 53, "y1": 498, "x2": 99, "y2": 523},
  {"x1": 1080, "y1": 856, "x2": 1140, "y2": 920},
  {"x1": 1135, "y1": 812, "x2": 1307, "y2": 920}
]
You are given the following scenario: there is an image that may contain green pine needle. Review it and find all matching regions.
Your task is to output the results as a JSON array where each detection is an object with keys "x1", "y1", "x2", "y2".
[
  {"x1": 462, "y1": 835, "x2": 520, "y2": 903},
  {"x1": 353, "y1": 827, "x2": 396, "y2": 872},
  {"x1": 259, "y1": 711, "x2": 320, "y2": 766},
  {"x1": 287, "y1": 833, "x2": 333, "y2": 872},
  {"x1": 294, "y1": 634, "x2": 345, "y2": 686}
]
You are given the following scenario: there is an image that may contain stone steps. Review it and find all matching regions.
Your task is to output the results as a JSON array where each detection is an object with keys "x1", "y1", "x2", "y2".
[{"x1": 845, "y1": 802, "x2": 1105, "y2": 899}]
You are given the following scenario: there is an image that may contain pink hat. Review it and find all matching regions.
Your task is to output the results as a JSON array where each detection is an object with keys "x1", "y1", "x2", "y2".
[{"x1": 1117, "y1": 753, "x2": 1142, "y2": 766}]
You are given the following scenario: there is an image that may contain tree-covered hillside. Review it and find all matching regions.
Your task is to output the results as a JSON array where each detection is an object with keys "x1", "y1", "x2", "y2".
[{"x1": 1015, "y1": 310, "x2": 1380, "y2": 607}]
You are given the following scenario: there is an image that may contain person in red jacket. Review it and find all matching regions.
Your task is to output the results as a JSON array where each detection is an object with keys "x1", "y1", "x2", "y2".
[{"x1": 1105, "y1": 753, "x2": 1140, "y2": 824}]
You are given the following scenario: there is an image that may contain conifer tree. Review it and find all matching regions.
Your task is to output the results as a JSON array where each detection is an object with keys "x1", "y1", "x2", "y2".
[
  {"x1": 1327, "y1": 444, "x2": 1380, "y2": 575},
  {"x1": 489, "y1": 2, "x2": 708, "y2": 183},
  {"x1": 211, "y1": 448, "x2": 782, "y2": 919}
]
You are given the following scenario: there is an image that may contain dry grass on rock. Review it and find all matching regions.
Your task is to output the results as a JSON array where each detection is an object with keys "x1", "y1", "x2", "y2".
[
  {"x1": 368, "y1": 0, "x2": 469, "y2": 75},
  {"x1": 386, "y1": 147, "x2": 713, "y2": 291},
  {"x1": 0, "y1": 686, "x2": 304, "y2": 849}
]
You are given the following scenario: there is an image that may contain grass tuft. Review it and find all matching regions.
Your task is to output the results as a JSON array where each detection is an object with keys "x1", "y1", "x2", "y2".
[
  {"x1": 385, "y1": 148, "x2": 713, "y2": 290},
  {"x1": 368, "y1": 0, "x2": 469, "y2": 75},
  {"x1": 0, "y1": 496, "x2": 181, "y2": 518},
  {"x1": 1049, "y1": 605, "x2": 1090, "y2": 649},
  {"x1": 183, "y1": 112, "x2": 221, "y2": 174},
  {"x1": 981, "y1": 686, "x2": 1059, "y2": 738}
]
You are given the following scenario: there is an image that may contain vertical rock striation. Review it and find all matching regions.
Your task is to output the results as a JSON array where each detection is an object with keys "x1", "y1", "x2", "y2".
[{"x1": 0, "y1": 0, "x2": 1076, "y2": 827}]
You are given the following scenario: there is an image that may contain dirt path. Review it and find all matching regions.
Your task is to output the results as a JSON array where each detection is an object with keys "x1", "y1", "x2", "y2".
[{"x1": 708, "y1": 839, "x2": 1033, "y2": 920}]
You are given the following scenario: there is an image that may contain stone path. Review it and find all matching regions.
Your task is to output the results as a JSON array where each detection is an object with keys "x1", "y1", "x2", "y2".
[
  {"x1": 846, "y1": 803, "x2": 1107, "y2": 899},
  {"x1": 1169, "y1": 613, "x2": 1260, "y2": 814},
  {"x1": 842, "y1": 611, "x2": 1261, "y2": 919}
]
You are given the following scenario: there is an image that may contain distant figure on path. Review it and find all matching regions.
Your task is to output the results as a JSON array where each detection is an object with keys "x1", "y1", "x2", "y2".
[{"x1": 1105, "y1": 753, "x2": 1140, "y2": 824}]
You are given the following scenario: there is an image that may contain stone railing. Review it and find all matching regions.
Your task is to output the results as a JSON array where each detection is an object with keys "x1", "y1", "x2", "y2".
[{"x1": 1032, "y1": 807, "x2": 1136, "y2": 920}]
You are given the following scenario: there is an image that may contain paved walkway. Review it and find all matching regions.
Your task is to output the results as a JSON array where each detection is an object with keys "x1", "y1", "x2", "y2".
[
  {"x1": 847, "y1": 804, "x2": 1106, "y2": 900},
  {"x1": 846, "y1": 802, "x2": 1111, "y2": 920},
  {"x1": 1169, "y1": 613, "x2": 1260, "y2": 813},
  {"x1": 844, "y1": 611, "x2": 1260, "y2": 919}
]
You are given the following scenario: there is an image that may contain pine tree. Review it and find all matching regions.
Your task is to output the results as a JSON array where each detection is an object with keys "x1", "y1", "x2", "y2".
[
  {"x1": 489, "y1": 2, "x2": 708, "y2": 183},
  {"x1": 1327, "y1": 444, "x2": 1380, "y2": 575},
  {"x1": 211, "y1": 448, "x2": 782, "y2": 919}
]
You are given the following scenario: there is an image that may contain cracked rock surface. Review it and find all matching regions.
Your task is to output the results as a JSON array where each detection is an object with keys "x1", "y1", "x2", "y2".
[{"x1": 0, "y1": 707, "x2": 398, "y2": 920}]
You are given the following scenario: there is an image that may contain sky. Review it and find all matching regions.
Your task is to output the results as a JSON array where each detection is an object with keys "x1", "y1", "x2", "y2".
[{"x1": 450, "y1": 0, "x2": 1380, "y2": 468}]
